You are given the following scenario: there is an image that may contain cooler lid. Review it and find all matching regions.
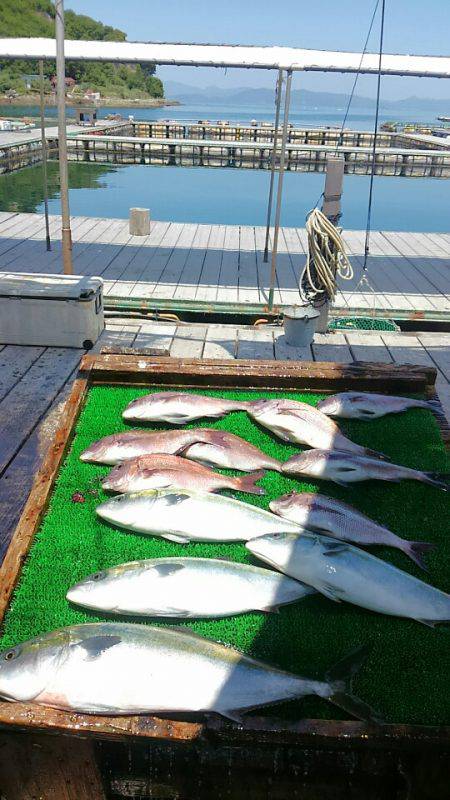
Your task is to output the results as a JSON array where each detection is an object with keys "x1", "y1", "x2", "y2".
[{"x1": 0, "y1": 272, "x2": 103, "y2": 300}]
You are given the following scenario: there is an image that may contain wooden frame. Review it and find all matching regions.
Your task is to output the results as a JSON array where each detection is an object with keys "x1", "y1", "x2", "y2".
[{"x1": 0, "y1": 354, "x2": 448, "y2": 747}]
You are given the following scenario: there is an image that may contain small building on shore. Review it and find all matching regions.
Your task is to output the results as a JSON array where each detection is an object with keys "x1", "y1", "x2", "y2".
[{"x1": 74, "y1": 106, "x2": 98, "y2": 126}]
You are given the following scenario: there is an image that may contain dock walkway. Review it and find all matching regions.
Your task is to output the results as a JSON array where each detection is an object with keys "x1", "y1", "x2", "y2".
[{"x1": 0, "y1": 212, "x2": 448, "y2": 319}]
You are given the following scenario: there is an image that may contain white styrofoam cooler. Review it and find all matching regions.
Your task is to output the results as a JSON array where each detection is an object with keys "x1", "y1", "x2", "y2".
[{"x1": 0, "y1": 272, "x2": 104, "y2": 348}]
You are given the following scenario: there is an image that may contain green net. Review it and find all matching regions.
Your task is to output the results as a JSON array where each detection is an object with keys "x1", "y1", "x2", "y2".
[{"x1": 329, "y1": 316, "x2": 400, "y2": 332}]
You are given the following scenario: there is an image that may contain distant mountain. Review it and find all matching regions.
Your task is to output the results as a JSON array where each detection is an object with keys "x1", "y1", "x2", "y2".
[{"x1": 163, "y1": 81, "x2": 450, "y2": 113}]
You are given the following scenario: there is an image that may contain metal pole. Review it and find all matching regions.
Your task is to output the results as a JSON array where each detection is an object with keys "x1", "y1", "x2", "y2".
[
  {"x1": 268, "y1": 69, "x2": 292, "y2": 311},
  {"x1": 39, "y1": 60, "x2": 51, "y2": 251},
  {"x1": 263, "y1": 68, "x2": 283, "y2": 262},
  {"x1": 55, "y1": 0, "x2": 73, "y2": 274}
]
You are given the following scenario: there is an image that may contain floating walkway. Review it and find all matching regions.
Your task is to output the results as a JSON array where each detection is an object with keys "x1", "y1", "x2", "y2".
[{"x1": 0, "y1": 212, "x2": 448, "y2": 321}]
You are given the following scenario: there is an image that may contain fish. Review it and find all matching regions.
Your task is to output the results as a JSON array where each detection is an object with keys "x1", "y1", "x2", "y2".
[
  {"x1": 122, "y1": 391, "x2": 252, "y2": 423},
  {"x1": 247, "y1": 532, "x2": 450, "y2": 627},
  {"x1": 0, "y1": 622, "x2": 380, "y2": 722},
  {"x1": 80, "y1": 428, "x2": 281, "y2": 472},
  {"x1": 101, "y1": 454, "x2": 266, "y2": 495},
  {"x1": 66, "y1": 557, "x2": 315, "y2": 617},
  {"x1": 96, "y1": 488, "x2": 303, "y2": 543},
  {"x1": 248, "y1": 398, "x2": 387, "y2": 459},
  {"x1": 317, "y1": 392, "x2": 435, "y2": 420},
  {"x1": 181, "y1": 430, "x2": 282, "y2": 472},
  {"x1": 281, "y1": 449, "x2": 448, "y2": 491},
  {"x1": 269, "y1": 491, "x2": 435, "y2": 570}
]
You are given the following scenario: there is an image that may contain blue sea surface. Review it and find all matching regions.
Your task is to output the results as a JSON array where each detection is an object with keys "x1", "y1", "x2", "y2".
[{"x1": 30, "y1": 163, "x2": 450, "y2": 232}]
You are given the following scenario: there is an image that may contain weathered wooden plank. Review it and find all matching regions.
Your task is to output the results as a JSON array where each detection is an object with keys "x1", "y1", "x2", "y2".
[
  {"x1": 170, "y1": 324, "x2": 208, "y2": 358},
  {"x1": 0, "y1": 348, "x2": 82, "y2": 476},
  {"x1": 133, "y1": 321, "x2": 176, "y2": 353},
  {"x1": 236, "y1": 327, "x2": 274, "y2": 360},
  {"x1": 152, "y1": 223, "x2": 197, "y2": 299},
  {"x1": 312, "y1": 332, "x2": 353, "y2": 363},
  {"x1": 0, "y1": 364, "x2": 78, "y2": 560},
  {"x1": 238, "y1": 225, "x2": 259, "y2": 304},
  {"x1": 129, "y1": 223, "x2": 186, "y2": 298},
  {"x1": 216, "y1": 225, "x2": 240, "y2": 303},
  {"x1": 0, "y1": 733, "x2": 106, "y2": 800},
  {"x1": 202, "y1": 325, "x2": 237, "y2": 359},
  {"x1": 417, "y1": 333, "x2": 450, "y2": 382},
  {"x1": 195, "y1": 224, "x2": 225, "y2": 302},
  {"x1": 0, "y1": 345, "x2": 45, "y2": 402},
  {"x1": 344, "y1": 331, "x2": 393, "y2": 363}
]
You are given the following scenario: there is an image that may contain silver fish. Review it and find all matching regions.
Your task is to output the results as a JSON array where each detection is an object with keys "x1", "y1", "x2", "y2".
[
  {"x1": 80, "y1": 428, "x2": 281, "y2": 472},
  {"x1": 317, "y1": 392, "x2": 434, "y2": 420},
  {"x1": 248, "y1": 398, "x2": 387, "y2": 459},
  {"x1": 0, "y1": 622, "x2": 379, "y2": 721},
  {"x1": 122, "y1": 391, "x2": 251, "y2": 423},
  {"x1": 281, "y1": 449, "x2": 448, "y2": 491},
  {"x1": 101, "y1": 454, "x2": 266, "y2": 495},
  {"x1": 96, "y1": 488, "x2": 303, "y2": 544},
  {"x1": 270, "y1": 491, "x2": 434, "y2": 570},
  {"x1": 67, "y1": 557, "x2": 314, "y2": 617},
  {"x1": 247, "y1": 532, "x2": 450, "y2": 627}
]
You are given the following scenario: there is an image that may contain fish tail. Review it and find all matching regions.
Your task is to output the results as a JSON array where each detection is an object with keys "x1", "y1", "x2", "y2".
[
  {"x1": 232, "y1": 470, "x2": 266, "y2": 495},
  {"x1": 325, "y1": 645, "x2": 383, "y2": 725},
  {"x1": 421, "y1": 472, "x2": 449, "y2": 491},
  {"x1": 404, "y1": 540, "x2": 436, "y2": 571}
]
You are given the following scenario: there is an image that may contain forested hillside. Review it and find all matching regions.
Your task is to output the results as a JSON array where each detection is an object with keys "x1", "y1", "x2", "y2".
[{"x1": 0, "y1": 0, "x2": 164, "y2": 100}]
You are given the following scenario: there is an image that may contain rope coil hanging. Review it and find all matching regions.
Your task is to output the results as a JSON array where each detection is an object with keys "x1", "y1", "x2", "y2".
[{"x1": 300, "y1": 208, "x2": 353, "y2": 302}]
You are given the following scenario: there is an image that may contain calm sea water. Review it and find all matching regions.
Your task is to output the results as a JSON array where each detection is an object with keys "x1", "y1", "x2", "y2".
[{"x1": 0, "y1": 103, "x2": 449, "y2": 231}]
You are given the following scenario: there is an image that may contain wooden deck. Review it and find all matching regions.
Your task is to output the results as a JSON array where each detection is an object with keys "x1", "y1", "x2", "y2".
[
  {"x1": 0, "y1": 212, "x2": 449, "y2": 317},
  {"x1": 0, "y1": 321, "x2": 449, "y2": 564}
]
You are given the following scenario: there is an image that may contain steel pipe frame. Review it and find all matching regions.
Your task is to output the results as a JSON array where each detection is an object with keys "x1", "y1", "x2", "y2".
[
  {"x1": 263, "y1": 68, "x2": 283, "y2": 262},
  {"x1": 38, "y1": 60, "x2": 51, "y2": 251},
  {"x1": 55, "y1": 0, "x2": 73, "y2": 274},
  {"x1": 268, "y1": 69, "x2": 293, "y2": 311}
]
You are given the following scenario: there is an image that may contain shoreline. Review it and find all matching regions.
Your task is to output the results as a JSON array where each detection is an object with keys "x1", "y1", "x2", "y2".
[{"x1": 0, "y1": 95, "x2": 180, "y2": 109}]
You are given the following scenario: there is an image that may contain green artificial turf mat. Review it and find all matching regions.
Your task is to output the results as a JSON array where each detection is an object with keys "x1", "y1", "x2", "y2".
[{"x1": 1, "y1": 385, "x2": 449, "y2": 725}]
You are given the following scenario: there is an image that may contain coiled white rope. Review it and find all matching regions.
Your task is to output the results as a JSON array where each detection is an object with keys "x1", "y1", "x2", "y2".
[{"x1": 300, "y1": 208, "x2": 353, "y2": 302}]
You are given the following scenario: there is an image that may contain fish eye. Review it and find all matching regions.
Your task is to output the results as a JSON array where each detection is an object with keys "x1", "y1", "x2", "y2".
[
  {"x1": 4, "y1": 647, "x2": 19, "y2": 661},
  {"x1": 92, "y1": 571, "x2": 106, "y2": 581}
]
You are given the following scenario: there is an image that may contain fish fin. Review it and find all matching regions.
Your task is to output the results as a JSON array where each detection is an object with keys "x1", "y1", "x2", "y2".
[
  {"x1": 326, "y1": 645, "x2": 384, "y2": 724},
  {"x1": 233, "y1": 470, "x2": 266, "y2": 495},
  {"x1": 323, "y1": 543, "x2": 350, "y2": 556},
  {"x1": 162, "y1": 533, "x2": 191, "y2": 544},
  {"x1": 74, "y1": 635, "x2": 122, "y2": 660},
  {"x1": 332, "y1": 479, "x2": 352, "y2": 488},
  {"x1": 153, "y1": 563, "x2": 185, "y2": 576},
  {"x1": 405, "y1": 541, "x2": 435, "y2": 571},
  {"x1": 258, "y1": 605, "x2": 280, "y2": 614},
  {"x1": 318, "y1": 583, "x2": 343, "y2": 603},
  {"x1": 414, "y1": 618, "x2": 439, "y2": 629},
  {"x1": 422, "y1": 473, "x2": 449, "y2": 491},
  {"x1": 160, "y1": 492, "x2": 190, "y2": 507},
  {"x1": 163, "y1": 608, "x2": 191, "y2": 617},
  {"x1": 363, "y1": 447, "x2": 391, "y2": 462}
]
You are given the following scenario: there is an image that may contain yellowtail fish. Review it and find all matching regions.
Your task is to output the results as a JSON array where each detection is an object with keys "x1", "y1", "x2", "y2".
[
  {"x1": 0, "y1": 623, "x2": 380, "y2": 722},
  {"x1": 247, "y1": 532, "x2": 450, "y2": 627},
  {"x1": 96, "y1": 488, "x2": 302, "y2": 543},
  {"x1": 67, "y1": 557, "x2": 315, "y2": 617}
]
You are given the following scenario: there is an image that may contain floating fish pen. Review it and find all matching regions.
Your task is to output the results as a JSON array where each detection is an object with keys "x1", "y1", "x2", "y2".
[
  {"x1": 0, "y1": 355, "x2": 449, "y2": 797},
  {"x1": 57, "y1": 135, "x2": 450, "y2": 177}
]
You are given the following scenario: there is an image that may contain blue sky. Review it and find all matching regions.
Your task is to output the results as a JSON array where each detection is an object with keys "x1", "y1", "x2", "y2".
[{"x1": 68, "y1": 0, "x2": 450, "y2": 101}]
